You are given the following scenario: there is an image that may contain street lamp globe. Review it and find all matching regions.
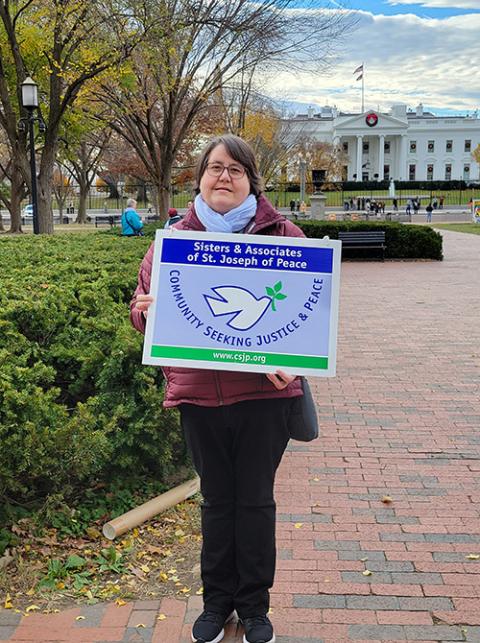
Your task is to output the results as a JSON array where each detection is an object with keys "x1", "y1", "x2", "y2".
[{"x1": 21, "y1": 77, "x2": 39, "y2": 109}]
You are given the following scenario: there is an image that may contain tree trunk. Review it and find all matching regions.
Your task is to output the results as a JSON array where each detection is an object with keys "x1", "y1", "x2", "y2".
[
  {"x1": 158, "y1": 184, "x2": 170, "y2": 223},
  {"x1": 37, "y1": 140, "x2": 57, "y2": 234},
  {"x1": 37, "y1": 173, "x2": 54, "y2": 234},
  {"x1": 9, "y1": 166, "x2": 24, "y2": 233},
  {"x1": 0, "y1": 211, "x2": 4, "y2": 231},
  {"x1": 76, "y1": 183, "x2": 88, "y2": 223}
]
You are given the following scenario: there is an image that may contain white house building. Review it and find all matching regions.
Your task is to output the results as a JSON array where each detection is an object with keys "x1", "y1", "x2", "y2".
[{"x1": 288, "y1": 103, "x2": 480, "y2": 183}]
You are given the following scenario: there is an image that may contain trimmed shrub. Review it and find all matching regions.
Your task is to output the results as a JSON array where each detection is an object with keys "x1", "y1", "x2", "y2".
[
  {"x1": 0, "y1": 234, "x2": 187, "y2": 506},
  {"x1": 297, "y1": 220, "x2": 443, "y2": 260}
]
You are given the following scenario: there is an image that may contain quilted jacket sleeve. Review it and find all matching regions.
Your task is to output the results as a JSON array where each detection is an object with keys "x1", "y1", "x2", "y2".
[{"x1": 129, "y1": 242, "x2": 155, "y2": 334}]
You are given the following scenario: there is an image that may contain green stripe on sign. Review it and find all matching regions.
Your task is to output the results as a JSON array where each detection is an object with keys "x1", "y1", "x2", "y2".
[{"x1": 151, "y1": 345, "x2": 328, "y2": 370}]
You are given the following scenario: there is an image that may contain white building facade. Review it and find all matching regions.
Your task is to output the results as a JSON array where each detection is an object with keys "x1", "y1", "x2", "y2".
[{"x1": 289, "y1": 104, "x2": 480, "y2": 183}]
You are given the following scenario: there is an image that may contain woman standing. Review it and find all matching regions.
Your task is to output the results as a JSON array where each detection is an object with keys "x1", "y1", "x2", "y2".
[{"x1": 130, "y1": 135, "x2": 304, "y2": 643}]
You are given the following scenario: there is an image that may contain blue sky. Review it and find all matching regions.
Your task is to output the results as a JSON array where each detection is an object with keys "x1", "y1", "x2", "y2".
[
  {"x1": 265, "y1": 0, "x2": 480, "y2": 117},
  {"x1": 347, "y1": 0, "x2": 479, "y2": 18}
]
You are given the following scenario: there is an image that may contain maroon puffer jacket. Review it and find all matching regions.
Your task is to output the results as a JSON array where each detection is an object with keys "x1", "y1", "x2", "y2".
[{"x1": 130, "y1": 195, "x2": 305, "y2": 407}]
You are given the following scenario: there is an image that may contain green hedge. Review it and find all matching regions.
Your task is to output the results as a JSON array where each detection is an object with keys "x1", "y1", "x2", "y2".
[
  {"x1": 0, "y1": 234, "x2": 187, "y2": 507},
  {"x1": 297, "y1": 220, "x2": 443, "y2": 260}
]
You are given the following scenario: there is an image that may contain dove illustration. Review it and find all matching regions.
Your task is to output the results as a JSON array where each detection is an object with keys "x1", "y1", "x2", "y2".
[{"x1": 204, "y1": 286, "x2": 271, "y2": 331}]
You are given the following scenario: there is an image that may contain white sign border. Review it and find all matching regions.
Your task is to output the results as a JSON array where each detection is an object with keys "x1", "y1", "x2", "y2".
[{"x1": 142, "y1": 228, "x2": 342, "y2": 377}]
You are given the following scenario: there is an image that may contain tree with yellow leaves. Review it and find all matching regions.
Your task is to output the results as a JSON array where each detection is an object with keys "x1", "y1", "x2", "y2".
[
  {"x1": 472, "y1": 144, "x2": 480, "y2": 179},
  {"x1": 0, "y1": 0, "x2": 144, "y2": 233}
]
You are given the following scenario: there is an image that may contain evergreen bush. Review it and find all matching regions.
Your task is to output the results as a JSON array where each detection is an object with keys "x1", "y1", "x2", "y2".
[
  {"x1": 298, "y1": 220, "x2": 443, "y2": 260},
  {"x1": 0, "y1": 234, "x2": 187, "y2": 508}
]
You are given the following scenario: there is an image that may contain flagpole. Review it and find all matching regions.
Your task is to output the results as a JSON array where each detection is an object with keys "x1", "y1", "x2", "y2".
[
  {"x1": 353, "y1": 63, "x2": 365, "y2": 112},
  {"x1": 362, "y1": 63, "x2": 365, "y2": 113}
]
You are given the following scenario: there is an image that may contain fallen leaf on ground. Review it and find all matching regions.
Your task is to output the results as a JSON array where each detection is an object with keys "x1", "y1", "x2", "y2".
[
  {"x1": 381, "y1": 496, "x2": 393, "y2": 504},
  {"x1": 294, "y1": 523, "x2": 303, "y2": 529},
  {"x1": 157, "y1": 614, "x2": 167, "y2": 620},
  {"x1": 362, "y1": 570, "x2": 372, "y2": 576}
]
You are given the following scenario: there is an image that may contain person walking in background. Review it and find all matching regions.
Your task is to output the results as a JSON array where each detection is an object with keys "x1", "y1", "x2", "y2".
[
  {"x1": 426, "y1": 202, "x2": 433, "y2": 223},
  {"x1": 289, "y1": 198, "x2": 295, "y2": 214},
  {"x1": 121, "y1": 198, "x2": 144, "y2": 236},
  {"x1": 130, "y1": 134, "x2": 305, "y2": 643},
  {"x1": 164, "y1": 207, "x2": 182, "y2": 228},
  {"x1": 299, "y1": 200, "x2": 307, "y2": 217},
  {"x1": 406, "y1": 199, "x2": 412, "y2": 216},
  {"x1": 392, "y1": 198, "x2": 398, "y2": 212}
]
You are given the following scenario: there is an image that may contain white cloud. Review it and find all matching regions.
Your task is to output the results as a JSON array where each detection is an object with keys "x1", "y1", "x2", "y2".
[
  {"x1": 388, "y1": 0, "x2": 479, "y2": 9},
  {"x1": 262, "y1": 9, "x2": 480, "y2": 115}
]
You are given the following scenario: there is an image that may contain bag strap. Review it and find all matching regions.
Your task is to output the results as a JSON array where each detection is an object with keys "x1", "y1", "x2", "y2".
[{"x1": 125, "y1": 212, "x2": 141, "y2": 232}]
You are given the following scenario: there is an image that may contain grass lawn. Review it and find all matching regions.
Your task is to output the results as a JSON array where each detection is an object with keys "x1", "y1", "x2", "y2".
[{"x1": 432, "y1": 223, "x2": 480, "y2": 235}]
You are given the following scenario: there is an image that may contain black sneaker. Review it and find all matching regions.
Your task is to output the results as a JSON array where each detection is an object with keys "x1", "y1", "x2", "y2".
[
  {"x1": 242, "y1": 615, "x2": 275, "y2": 643},
  {"x1": 191, "y1": 610, "x2": 234, "y2": 643}
]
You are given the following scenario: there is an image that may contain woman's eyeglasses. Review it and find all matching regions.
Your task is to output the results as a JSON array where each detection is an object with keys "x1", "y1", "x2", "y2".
[{"x1": 206, "y1": 162, "x2": 246, "y2": 179}]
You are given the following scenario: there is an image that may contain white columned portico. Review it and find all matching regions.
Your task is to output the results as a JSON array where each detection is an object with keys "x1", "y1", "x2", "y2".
[
  {"x1": 356, "y1": 135, "x2": 363, "y2": 182},
  {"x1": 378, "y1": 135, "x2": 385, "y2": 181},
  {"x1": 399, "y1": 134, "x2": 407, "y2": 180}
]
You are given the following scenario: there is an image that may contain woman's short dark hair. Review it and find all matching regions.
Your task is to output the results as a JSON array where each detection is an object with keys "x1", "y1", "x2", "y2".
[{"x1": 195, "y1": 134, "x2": 263, "y2": 197}]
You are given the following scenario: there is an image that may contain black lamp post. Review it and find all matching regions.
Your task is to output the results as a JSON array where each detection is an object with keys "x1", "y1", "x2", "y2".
[{"x1": 19, "y1": 77, "x2": 45, "y2": 234}]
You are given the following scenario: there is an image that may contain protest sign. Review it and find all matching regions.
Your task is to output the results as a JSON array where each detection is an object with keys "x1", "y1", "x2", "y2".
[{"x1": 143, "y1": 230, "x2": 341, "y2": 376}]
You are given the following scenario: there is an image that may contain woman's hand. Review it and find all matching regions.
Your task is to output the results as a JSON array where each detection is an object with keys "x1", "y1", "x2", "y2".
[
  {"x1": 135, "y1": 294, "x2": 154, "y2": 317},
  {"x1": 266, "y1": 369, "x2": 296, "y2": 390}
]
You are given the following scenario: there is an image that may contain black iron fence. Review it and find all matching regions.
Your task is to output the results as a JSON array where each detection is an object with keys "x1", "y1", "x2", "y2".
[{"x1": 21, "y1": 181, "x2": 480, "y2": 216}]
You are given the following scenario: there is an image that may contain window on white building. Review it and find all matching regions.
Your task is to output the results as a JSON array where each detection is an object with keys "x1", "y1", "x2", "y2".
[
  {"x1": 427, "y1": 140, "x2": 435, "y2": 153},
  {"x1": 465, "y1": 140, "x2": 471, "y2": 152},
  {"x1": 445, "y1": 164, "x2": 452, "y2": 180},
  {"x1": 446, "y1": 140, "x2": 453, "y2": 152},
  {"x1": 463, "y1": 164, "x2": 470, "y2": 179},
  {"x1": 427, "y1": 164, "x2": 434, "y2": 180},
  {"x1": 384, "y1": 165, "x2": 390, "y2": 180},
  {"x1": 384, "y1": 141, "x2": 390, "y2": 154},
  {"x1": 409, "y1": 141, "x2": 416, "y2": 153},
  {"x1": 342, "y1": 142, "x2": 348, "y2": 152},
  {"x1": 362, "y1": 142, "x2": 369, "y2": 153},
  {"x1": 409, "y1": 164, "x2": 416, "y2": 180}
]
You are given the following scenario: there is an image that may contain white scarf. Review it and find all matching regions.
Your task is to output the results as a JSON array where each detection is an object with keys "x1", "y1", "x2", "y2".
[{"x1": 194, "y1": 194, "x2": 257, "y2": 233}]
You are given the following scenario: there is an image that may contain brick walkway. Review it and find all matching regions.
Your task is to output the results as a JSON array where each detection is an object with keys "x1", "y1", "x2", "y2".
[{"x1": 1, "y1": 230, "x2": 479, "y2": 643}]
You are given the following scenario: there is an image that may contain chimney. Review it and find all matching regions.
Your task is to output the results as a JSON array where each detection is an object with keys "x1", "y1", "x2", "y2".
[
  {"x1": 416, "y1": 103, "x2": 424, "y2": 117},
  {"x1": 391, "y1": 104, "x2": 407, "y2": 119}
]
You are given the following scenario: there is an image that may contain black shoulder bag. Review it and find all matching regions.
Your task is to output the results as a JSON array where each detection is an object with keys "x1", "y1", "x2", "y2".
[{"x1": 288, "y1": 377, "x2": 319, "y2": 442}]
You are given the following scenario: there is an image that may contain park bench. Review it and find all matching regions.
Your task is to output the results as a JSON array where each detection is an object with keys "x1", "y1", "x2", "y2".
[
  {"x1": 93, "y1": 215, "x2": 121, "y2": 228},
  {"x1": 338, "y1": 230, "x2": 386, "y2": 261}
]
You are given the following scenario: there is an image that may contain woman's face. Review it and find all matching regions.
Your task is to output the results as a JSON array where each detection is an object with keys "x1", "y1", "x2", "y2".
[{"x1": 199, "y1": 144, "x2": 251, "y2": 214}]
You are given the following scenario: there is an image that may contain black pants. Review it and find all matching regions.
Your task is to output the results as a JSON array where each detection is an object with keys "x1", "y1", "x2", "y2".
[{"x1": 180, "y1": 398, "x2": 292, "y2": 618}]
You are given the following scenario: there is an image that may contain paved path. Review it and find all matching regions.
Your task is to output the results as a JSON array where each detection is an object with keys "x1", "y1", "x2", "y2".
[{"x1": 1, "y1": 230, "x2": 479, "y2": 643}]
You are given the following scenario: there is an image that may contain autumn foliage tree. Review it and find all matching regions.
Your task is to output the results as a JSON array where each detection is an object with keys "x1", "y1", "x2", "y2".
[
  {"x1": 98, "y1": 0, "x2": 353, "y2": 220},
  {"x1": 0, "y1": 0, "x2": 145, "y2": 233}
]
